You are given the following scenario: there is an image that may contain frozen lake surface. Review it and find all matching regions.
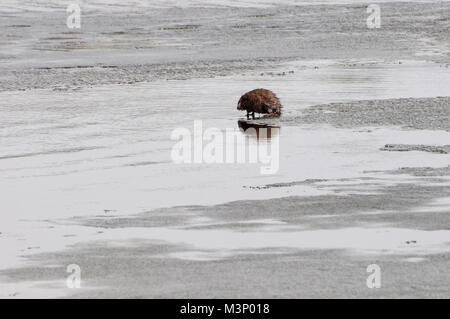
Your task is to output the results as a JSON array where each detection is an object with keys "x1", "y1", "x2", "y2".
[
  {"x1": 1, "y1": 60, "x2": 449, "y2": 271},
  {"x1": 0, "y1": 1, "x2": 449, "y2": 298}
]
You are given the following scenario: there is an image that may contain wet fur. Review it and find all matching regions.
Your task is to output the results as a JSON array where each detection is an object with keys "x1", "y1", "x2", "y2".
[{"x1": 237, "y1": 89, "x2": 282, "y2": 118}]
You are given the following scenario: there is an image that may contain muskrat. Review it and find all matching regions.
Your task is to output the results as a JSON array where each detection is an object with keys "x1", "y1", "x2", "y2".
[{"x1": 237, "y1": 89, "x2": 282, "y2": 119}]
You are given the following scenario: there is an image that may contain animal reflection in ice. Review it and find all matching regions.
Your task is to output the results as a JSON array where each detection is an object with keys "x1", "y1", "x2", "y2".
[{"x1": 237, "y1": 120, "x2": 280, "y2": 140}]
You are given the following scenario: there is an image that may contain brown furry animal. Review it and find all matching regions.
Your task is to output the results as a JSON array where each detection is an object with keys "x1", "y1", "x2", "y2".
[{"x1": 237, "y1": 89, "x2": 282, "y2": 119}]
